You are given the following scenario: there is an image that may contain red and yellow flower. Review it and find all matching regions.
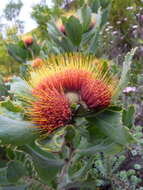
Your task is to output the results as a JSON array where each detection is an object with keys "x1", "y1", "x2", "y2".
[
  {"x1": 25, "y1": 54, "x2": 117, "y2": 133},
  {"x1": 22, "y1": 35, "x2": 33, "y2": 46}
]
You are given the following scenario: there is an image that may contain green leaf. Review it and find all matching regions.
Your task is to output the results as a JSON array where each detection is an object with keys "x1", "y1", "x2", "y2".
[
  {"x1": 7, "y1": 161, "x2": 27, "y2": 183},
  {"x1": 86, "y1": 122, "x2": 105, "y2": 143},
  {"x1": 6, "y1": 148, "x2": 16, "y2": 160},
  {"x1": 48, "y1": 22, "x2": 75, "y2": 52},
  {"x1": 113, "y1": 48, "x2": 137, "y2": 100},
  {"x1": 77, "y1": 140, "x2": 123, "y2": 156},
  {"x1": 86, "y1": 110, "x2": 134, "y2": 146},
  {"x1": 100, "y1": 5, "x2": 111, "y2": 27},
  {"x1": 0, "y1": 167, "x2": 29, "y2": 189},
  {"x1": 63, "y1": 180, "x2": 99, "y2": 189},
  {"x1": 100, "y1": 0, "x2": 110, "y2": 8},
  {"x1": 0, "y1": 167, "x2": 9, "y2": 185},
  {"x1": 9, "y1": 77, "x2": 32, "y2": 98},
  {"x1": 0, "y1": 100, "x2": 22, "y2": 113},
  {"x1": 107, "y1": 105, "x2": 122, "y2": 112},
  {"x1": 91, "y1": 0, "x2": 100, "y2": 13},
  {"x1": 80, "y1": 5, "x2": 91, "y2": 32},
  {"x1": 86, "y1": 7, "x2": 110, "y2": 54},
  {"x1": 7, "y1": 44, "x2": 28, "y2": 62},
  {"x1": 64, "y1": 16, "x2": 82, "y2": 46},
  {"x1": 35, "y1": 129, "x2": 65, "y2": 153},
  {"x1": 0, "y1": 85, "x2": 8, "y2": 96},
  {"x1": 0, "y1": 115, "x2": 38, "y2": 145},
  {"x1": 48, "y1": 23, "x2": 75, "y2": 52},
  {"x1": 65, "y1": 125, "x2": 76, "y2": 144},
  {"x1": 0, "y1": 184, "x2": 29, "y2": 190},
  {"x1": 30, "y1": 40, "x2": 40, "y2": 56},
  {"x1": 22, "y1": 143, "x2": 64, "y2": 187},
  {"x1": 122, "y1": 105, "x2": 135, "y2": 129},
  {"x1": 59, "y1": 37, "x2": 76, "y2": 52},
  {"x1": 0, "y1": 76, "x2": 9, "y2": 96},
  {"x1": 48, "y1": 21, "x2": 65, "y2": 37},
  {"x1": 86, "y1": 9, "x2": 102, "y2": 54},
  {"x1": 0, "y1": 99, "x2": 23, "y2": 120},
  {"x1": 86, "y1": 26, "x2": 100, "y2": 54},
  {"x1": 69, "y1": 156, "x2": 94, "y2": 180},
  {"x1": 20, "y1": 65, "x2": 29, "y2": 79}
]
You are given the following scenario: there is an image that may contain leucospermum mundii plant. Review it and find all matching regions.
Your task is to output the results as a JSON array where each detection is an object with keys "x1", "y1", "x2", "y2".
[{"x1": 0, "y1": 50, "x2": 137, "y2": 189}]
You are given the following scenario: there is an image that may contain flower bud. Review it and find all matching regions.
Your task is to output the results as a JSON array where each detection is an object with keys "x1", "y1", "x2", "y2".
[
  {"x1": 22, "y1": 36, "x2": 33, "y2": 46},
  {"x1": 32, "y1": 58, "x2": 43, "y2": 68},
  {"x1": 4, "y1": 76, "x2": 12, "y2": 83},
  {"x1": 65, "y1": 92, "x2": 79, "y2": 105}
]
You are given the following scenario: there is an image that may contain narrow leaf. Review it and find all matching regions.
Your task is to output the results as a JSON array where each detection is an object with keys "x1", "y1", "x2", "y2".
[
  {"x1": 86, "y1": 9, "x2": 102, "y2": 54},
  {"x1": 22, "y1": 144, "x2": 64, "y2": 187},
  {"x1": 122, "y1": 105, "x2": 135, "y2": 129},
  {"x1": 64, "y1": 16, "x2": 82, "y2": 46},
  {"x1": 0, "y1": 184, "x2": 29, "y2": 190},
  {"x1": 80, "y1": 5, "x2": 91, "y2": 32},
  {"x1": 77, "y1": 140, "x2": 123, "y2": 156},
  {"x1": 114, "y1": 48, "x2": 137, "y2": 100},
  {"x1": 7, "y1": 161, "x2": 27, "y2": 183}
]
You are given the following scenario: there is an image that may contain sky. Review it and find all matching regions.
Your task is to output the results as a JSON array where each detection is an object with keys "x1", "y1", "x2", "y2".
[{"x1": 0, "y1": 0, "x2": 53, "y2": 33}]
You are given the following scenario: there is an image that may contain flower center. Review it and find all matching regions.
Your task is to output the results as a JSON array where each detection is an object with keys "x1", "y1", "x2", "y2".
[{"x1": 65, "y1": 92, "x2": 80, "y2": 105}]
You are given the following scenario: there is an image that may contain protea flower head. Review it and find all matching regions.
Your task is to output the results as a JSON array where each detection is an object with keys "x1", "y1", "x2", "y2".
[
  {"x1": 25, "y1": 54, "x2": 117, "y2": 133},
  {"x1": 22, "y1": 35, "x2": 33, "y2": 46}
]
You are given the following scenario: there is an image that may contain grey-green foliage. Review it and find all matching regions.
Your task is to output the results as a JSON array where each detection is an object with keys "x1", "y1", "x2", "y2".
[
  {"x1": 0, "y1": 146, "x2": 35, "y2": 189},
  {"x1": 0, "y1": 146, "x2": 51, "y2": 190},
  {"x1": 87, "y1": 125, "x2": 143, "y2": 190},
  {"x1": 47, "y1": 4, "x2": 110, "y2": 55}
]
